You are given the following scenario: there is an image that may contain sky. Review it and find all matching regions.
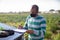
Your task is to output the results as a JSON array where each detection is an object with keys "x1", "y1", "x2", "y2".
[{"x1": 0, "y1": 0, "x2": 60, "y2": 12}]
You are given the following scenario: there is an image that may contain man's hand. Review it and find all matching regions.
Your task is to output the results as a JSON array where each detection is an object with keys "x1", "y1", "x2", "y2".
[
  {"x1": 26, "y1": 30, "x2": 34, "y2": 34},
  {"x1": 18, "y1": 25, "x2": 23, "y2": 29}
]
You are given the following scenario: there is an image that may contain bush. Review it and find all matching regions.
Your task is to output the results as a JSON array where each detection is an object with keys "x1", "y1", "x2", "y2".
[
  {"x1": 53, "y1": 33, "x2": 60, "y2": 40},
  {"x1": 45, "y1": 31, "x2": 52, "y2": 39}
]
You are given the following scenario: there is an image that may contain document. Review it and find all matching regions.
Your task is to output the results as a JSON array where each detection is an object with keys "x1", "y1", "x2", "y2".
[{"x1": 13, "y1": 29, "x2": 27, "y2": 33}]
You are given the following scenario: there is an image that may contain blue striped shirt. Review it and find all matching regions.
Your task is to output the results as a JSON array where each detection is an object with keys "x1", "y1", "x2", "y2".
[{"x1": 23, "y1": 15, "x2": 46, "y2": 40}]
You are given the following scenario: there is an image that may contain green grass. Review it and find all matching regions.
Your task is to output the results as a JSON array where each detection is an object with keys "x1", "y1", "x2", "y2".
[{"x1": 0, "y1": 13, "x2": 60, "y2": 40}]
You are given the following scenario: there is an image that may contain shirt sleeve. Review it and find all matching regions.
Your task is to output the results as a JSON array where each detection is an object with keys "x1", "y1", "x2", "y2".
[
  {"x1": 23, "y1": 21, "x2": 28, "y2": 30},
  {"x1": 33, "y1": 18, "x2": 46, "y2": 36},
  {"x1": 40, "y1": 18, "x2": 46, "y2": 36},
  {"x1": 23, "y1": 16, "x2": 30, "y2": 30}
]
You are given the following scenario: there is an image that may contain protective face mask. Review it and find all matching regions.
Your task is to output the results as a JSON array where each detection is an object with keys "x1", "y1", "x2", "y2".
[{"x1": 30, "y1": 14, "x2": 37, "y2": 17}]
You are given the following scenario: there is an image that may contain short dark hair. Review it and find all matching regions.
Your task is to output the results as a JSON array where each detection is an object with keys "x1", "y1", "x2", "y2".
[{"x1": 32, "y1": 5, "x2": 39, "y2": 11}]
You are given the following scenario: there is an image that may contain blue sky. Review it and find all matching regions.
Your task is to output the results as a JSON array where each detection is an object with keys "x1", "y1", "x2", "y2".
[{"x1": 0, "y1": 0, "x2": 60, "y2": 12}]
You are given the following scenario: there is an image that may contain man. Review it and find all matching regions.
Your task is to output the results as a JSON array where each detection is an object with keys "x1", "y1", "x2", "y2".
[{"x1": 19, "y1": 5, "x2": 46, "y2": 40}]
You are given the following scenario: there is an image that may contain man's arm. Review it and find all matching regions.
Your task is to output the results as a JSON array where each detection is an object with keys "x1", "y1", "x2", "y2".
[
  {"x1": 23, "y1": 21, "x2": 28, "y2": 29},
  {"x1": 40, "y1": 18, "x2": 46, "y2": 35},
  {"x1": 23, "y1": 16, "x2": 31, "y2": 30}
]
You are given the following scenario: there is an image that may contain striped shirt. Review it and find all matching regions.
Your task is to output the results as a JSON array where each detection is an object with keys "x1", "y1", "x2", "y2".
[{"x1": 23, "y1": 15, "x2": 46, "y2": 40}]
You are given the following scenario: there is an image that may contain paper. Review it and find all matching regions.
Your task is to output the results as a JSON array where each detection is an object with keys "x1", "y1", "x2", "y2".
[{"x1": 13, "y1": 29, "x2": 27, "y2": 33}]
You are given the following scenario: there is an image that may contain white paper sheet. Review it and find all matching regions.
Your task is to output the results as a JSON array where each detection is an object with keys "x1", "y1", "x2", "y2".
[{"x1": 13, "y1": 29, "x2": 27, "y2": 33}]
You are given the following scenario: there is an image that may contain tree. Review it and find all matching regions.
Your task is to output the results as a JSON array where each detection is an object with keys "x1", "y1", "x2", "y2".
[
  {"x1": 57, "y1": 10, "x2": 60, "y2": 13},
  {"x1": 49, "y1": 9, "x2": 55, "y2": 12}
]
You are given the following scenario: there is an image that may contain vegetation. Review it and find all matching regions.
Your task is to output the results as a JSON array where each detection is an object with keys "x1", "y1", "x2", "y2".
[{"x1": 0, "y1": 13, "x2": 60, "y2": 40}]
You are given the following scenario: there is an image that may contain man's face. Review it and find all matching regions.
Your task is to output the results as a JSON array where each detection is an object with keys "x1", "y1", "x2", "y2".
[
  {"x1": 31, "y1": 8, "x2": 38, "y2": 14},
  {"x1": 30, "y1": 5, "x2": 39, "y2": 17}
]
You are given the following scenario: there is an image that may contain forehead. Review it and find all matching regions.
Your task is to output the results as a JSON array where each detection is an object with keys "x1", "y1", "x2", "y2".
[
  {"x1": 31, "y1": 5, "x2": 38, "y2": 10},
  {"x1": 32, "y1": 6, "x2": 38, "y2": 9}
]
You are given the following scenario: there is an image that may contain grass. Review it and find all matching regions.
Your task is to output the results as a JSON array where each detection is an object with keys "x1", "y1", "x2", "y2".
[{"x1": 0, "y1": 13, "x2": 60, "y2": 40}]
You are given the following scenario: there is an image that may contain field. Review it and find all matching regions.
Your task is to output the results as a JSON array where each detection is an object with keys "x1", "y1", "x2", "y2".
[{"x1": 0, "y1": 13, "x2": 60, "y2": 40}]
